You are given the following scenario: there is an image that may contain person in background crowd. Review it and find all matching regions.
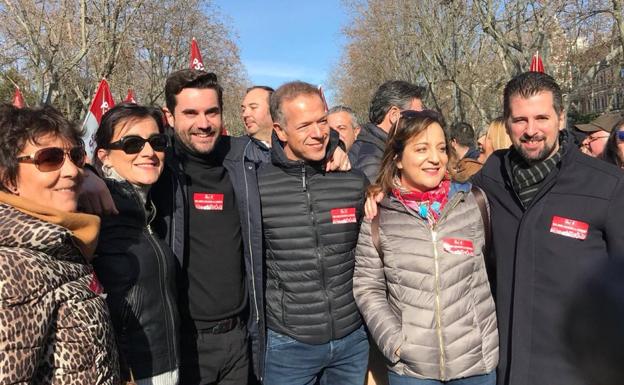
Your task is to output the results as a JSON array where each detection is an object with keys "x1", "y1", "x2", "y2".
[
  {"x1": 575, "y1": 112, "x2": 621, "y2": 158},
  {"x1": 471, "y1": 72, "x2": 624, "y2": 385},
  {"x1": 327, "y1": 105, "x2": 361, "y2": 152},
  {"x1": 477, "y1": 117, "x2": 511, "y2": 162},
  {"x1": 600, "y1": 118, "x2": 624, "y2": 169},
  {"x1": 449, "y1": 121, "x2": 482, "y2": 182},
  {"x1": 0, "y1": 104, "x2": 119, "y2": 384},
  {"x1": 354, "y1": 109, "x2": 498, "y2": 385},
  {"x1": 93, "y1": 103, "x2": 180, "y2": 385},
  {"x1": 259, "y1": 81, "x2": 369, "y2": 385},
  {"x1": 351, "y1": 80, "x2": 425, "y2": 182},
  {"x1": 241, "y1": 86, "x2": 274, "y2": 148}
]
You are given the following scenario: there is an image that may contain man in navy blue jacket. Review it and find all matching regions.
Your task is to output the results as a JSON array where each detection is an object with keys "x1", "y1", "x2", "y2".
[{"x1": 472, "y1": 71, "x2": 624, "y2": 385}]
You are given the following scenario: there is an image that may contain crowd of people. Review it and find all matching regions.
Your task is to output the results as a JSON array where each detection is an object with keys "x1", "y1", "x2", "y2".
[{"x1": 0, "y1": 68, "x2": 623, "y2": 385}]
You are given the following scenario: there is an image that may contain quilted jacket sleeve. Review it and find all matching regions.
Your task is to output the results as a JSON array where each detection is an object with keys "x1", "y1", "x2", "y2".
[{"x1": 353, "y1": 218, "x2": 403, "y2": 364}]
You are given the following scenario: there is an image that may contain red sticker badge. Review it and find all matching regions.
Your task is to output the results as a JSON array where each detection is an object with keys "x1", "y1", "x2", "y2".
[
  {"x1": 442, "y1": 238, "x2": 475, "y2": 255},
  {"x1": 194, "y1": 193, "x2": 224, "y2": 211},
  {"x1": 89, "y1": 272, "x2": 104, "y2": 295},
  {"x1": 550, "y1": 216, "x2": 589, "y2": 240},
  {"x1": 330, "y1": 208, "x2": 356, "y2": 224}
]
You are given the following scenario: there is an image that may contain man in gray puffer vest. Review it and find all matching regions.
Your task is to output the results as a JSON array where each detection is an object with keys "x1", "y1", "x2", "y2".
[{"x1": 258, "y1": 81, "x2": 369, "y2": 385}]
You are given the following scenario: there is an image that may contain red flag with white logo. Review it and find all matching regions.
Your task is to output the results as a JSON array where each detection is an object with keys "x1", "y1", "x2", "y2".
[
  {"x1": 12, "y1": 87, "x2": 25, "y2": 108},
  {"x1": 190, "y1": 38, "x2": 205, "y2": 71},
  {"x1": 82, "y1": 79, "x2": 115, "y2": 159},
  {"x1": 123, "y1": 89, "x2": 137, "y2": 104},
  {"x1": 529, "y1": 51, "x2": 545, "y2": 73}
]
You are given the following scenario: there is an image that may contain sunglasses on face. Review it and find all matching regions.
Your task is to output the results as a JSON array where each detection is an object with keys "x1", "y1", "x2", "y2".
[
  {"x1": 17, "y1": 146, "x2": 86, "y2": 172},
  {"x1": 618, "y1": 131, "x2": 624, "y2": 141},
  {"x1": 106, "y1": 134, "x2": 168, "y2": 154}
]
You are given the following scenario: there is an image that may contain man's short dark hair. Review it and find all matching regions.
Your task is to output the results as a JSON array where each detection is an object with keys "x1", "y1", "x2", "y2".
[
  {"x1": 0, "y1": 104, "x2": 82, "y2": 192},
  {"x1": 503, "y1": 72, "x2": 563, "y2": 121},
  {"x1": 368, "y1": 81, "x2": 426, "y2": 125},
  {"x1": 449, "y1": 122, "x2": 476, "y2": 147},
  {"x1": 165, "y1": 69, "x2": 223, "y2": 113},
  {"x1": 246, "y1": 85, "x2": 275, "y2": 95},
  {"x1": 270, "y1": 81, "x2": 320, "y2": 126}
]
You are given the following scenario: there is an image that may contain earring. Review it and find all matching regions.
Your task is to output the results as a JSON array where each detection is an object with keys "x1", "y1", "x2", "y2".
[{"x1": 101, "y1": 164, "x2": 114, "y2": 178}]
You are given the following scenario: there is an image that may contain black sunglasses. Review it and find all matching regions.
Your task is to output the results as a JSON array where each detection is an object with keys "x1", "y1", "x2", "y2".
[
  {"x1": 17, "y1": 146, "x2": 86, "y2": 172},
  {"x1": 106, "y1": 134, "x2": 168, "y2": 154},
  {"x1": 618, "y1": 131, "x2": 624, "y2": 141}
]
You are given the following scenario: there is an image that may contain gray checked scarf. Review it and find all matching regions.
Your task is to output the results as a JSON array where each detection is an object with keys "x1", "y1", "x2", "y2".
[{"x1": 509, "y1": 131, "x2": 568, "y2": 208}]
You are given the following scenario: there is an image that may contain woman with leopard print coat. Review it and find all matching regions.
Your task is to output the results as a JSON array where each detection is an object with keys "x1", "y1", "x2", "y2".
[{"x1": 0, "y1": 105, "x2": 119, "y2": 384}]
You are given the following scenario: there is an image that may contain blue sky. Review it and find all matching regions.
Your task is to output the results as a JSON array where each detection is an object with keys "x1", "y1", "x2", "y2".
[{"x1": 214, "y1": 0, "x2": 349, "y2": 103}]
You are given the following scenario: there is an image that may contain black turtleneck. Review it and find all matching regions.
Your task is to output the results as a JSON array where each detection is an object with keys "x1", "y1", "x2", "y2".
[{"x1": 174, "y1": 138, "x2": 246, "y2": 326}]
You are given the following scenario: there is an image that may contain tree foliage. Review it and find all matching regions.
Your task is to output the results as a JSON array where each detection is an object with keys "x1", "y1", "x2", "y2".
[
  {"x1": 334, "y1": 0, "x2": 624, "y2": 132},
  {"x1": 0, "y1": 0, "x2": 248, "y2": 133}
]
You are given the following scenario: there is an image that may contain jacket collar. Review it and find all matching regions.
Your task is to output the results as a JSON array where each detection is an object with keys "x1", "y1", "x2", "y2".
[
  {"x1": 357, "y1": 123, "x2": 388, "y2": 149},
  {"x1": 0, "y1": 191, "x2": 100, "y2": 260},
  {"x1": 381, "y1": 182, "x2": 469, "y2": 217},
  {"x1": 502, "y1": 130, "x2": 575, "y2": 209},
  {"x1": 269, "y1": 131, "x2": 325, "y2": 177}
]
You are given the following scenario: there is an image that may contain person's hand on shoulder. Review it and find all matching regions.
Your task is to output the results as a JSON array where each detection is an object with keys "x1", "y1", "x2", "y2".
[
  {"x1": 325, "y1": 146, "x2": 352, "y2": 172},
  {"x1": 365, "y1": 191, "x2": 384, "y2": 219}
]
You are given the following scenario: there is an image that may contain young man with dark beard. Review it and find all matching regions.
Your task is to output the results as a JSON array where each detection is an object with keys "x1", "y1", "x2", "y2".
[{"x1": 471, "y1": 71, "x2": 624, "y2": 385}]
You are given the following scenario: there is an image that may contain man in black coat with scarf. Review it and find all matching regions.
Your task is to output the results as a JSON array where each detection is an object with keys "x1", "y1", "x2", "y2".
[{"x1": 472, "y1": 71, "x2": 624, "y2": 385}]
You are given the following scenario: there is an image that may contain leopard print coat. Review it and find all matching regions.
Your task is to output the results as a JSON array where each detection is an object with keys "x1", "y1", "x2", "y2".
[{"x1": 0, "y1": 203, "x2": 120, "y2": 384}]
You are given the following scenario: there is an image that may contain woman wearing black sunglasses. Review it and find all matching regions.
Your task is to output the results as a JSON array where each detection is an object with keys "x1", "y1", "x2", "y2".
[
  {"x1": 94, "y1": 103, "x2": 180, "y2": 385},
  {"x1": 0, "y1": 104, "x2": 119, "y2": 384},
  {"x1": 601, "y1": 119, "x2": 624, "y2": 169}
]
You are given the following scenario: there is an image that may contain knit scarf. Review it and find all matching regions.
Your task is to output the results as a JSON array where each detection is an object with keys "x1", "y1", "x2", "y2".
[
  {"x1": 509, "y1": 131, "x2": 568, "y2": 208},
  {"x1": 392, "y1": 179, "x2": 451, "y2": 226}
]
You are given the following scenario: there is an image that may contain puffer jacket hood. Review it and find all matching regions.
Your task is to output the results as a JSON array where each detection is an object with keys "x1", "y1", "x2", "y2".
[
  {"x1": 353, "y1": 186, "x2": 498, "y2": 380},
  {"x1": 0, "y1": 203, "x2": 119, "y2": 384}
]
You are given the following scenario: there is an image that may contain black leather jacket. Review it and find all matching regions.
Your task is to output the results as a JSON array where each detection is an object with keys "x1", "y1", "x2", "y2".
[{"x1": 93, "y1": 179, "x2": 179, "y2": 380}]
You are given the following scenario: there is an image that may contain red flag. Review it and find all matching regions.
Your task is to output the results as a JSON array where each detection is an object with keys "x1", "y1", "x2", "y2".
[
  {"x1": 318, "y1": 85, "x2": 328, "y2": 112},
  {"x1": 123, "y1": 89, "x2": 137, "y2": 104},
  {"x1": 12, "y1": 87, "x2": 25, "y2": 108},
  {"x1": 529, "y1": 51, "x2": 545, "y2": 73},
  {"x1": 82, "y1": 79, "x2": 115, "y2": 158},
  {"x1": 190, "y1": 38, "x2": 205, "y2": 71}
]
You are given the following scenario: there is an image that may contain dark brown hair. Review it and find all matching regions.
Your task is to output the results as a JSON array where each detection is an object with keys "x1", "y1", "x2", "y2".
[
  {"x1": 165, "y1": 69, "x2": 222, "y2": 113},
  {"x1": 371, "y1": 109, "x2": 452, "y2": 195},
  {"x1": 0, "y1": 103, "x2": 82, "y2": 192},
  {"x1": 95, "y1": 103, "x2": 165, "y2": 152},
  {"x1": 503, "y1": 72, "x2": 563, "y2": 121}
]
